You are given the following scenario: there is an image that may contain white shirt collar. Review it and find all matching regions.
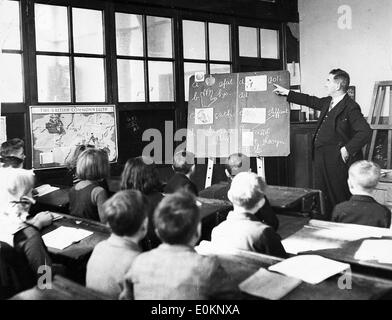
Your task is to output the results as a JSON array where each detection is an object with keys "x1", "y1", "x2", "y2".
[{"x1": 331, "y1": 93, "x2": 346, "y2": 108}]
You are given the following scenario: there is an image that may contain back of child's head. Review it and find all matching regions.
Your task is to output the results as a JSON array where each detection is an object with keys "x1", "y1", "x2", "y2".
[
  {"x1": 154, "y1": 191, "x2": 200, "y2": 245},
  {"x1": 228, "y1": 172, "x2": 266, "y2": 211},
  {"x1": 76, "y1": 148, "x2": 109, "y2": 181},
  {"x1": 67, "y1": 144, "x2": 94, "y2": 170},
  {"x1": 0, "y1": 138, "x2": 25, "y2": 168},
  {"x1": 172, "y1": 150, "x2": 195, "y2": 174},
  {"x1": 0, "y1": 168, "x2": 35, "y2": 215},
  {"x1": 349, "y1": 160, "x2": 381, "y2": 191},
  {"x1": 103, "y1": 190, "x2": 147, "y2": 237},
  {"x1": 225, "y1": 153, "x2": 251, "y2": 177},
  {"x1": 120, "y1": 156, "x2": 161, "y2": 194}
]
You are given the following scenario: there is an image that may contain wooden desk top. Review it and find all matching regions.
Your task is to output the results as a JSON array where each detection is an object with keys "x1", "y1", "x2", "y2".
[
  {"x1": 265, "y1": 185, "x2": 319, "y2": 210},
  {"x1": 282, "y1": 220, "x2": 392, "y2": 279},
  {"x1": 42, "y1": 213, "x2": 110, "y2": 260},
  {"x1": 196, "y1": 243, "x2": 392, "y2": 300}
]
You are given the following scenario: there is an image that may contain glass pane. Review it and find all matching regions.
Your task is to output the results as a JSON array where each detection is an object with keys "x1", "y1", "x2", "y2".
[
  {"x1": 73, "y1": 8, "x2": 104, "y2": 54},
  {"x1": 147, "y1": 16, "x2": 172, "y2": 58},
  {"x1": 115, "y1": 13, "x2": 143, "y2": 56},
  {"x1": 37, "y1": 55, "x2": 70, "y2": 102},
  {"x1": 74, "y1": 57, "x2": 105, "y2": 102},
  {"x1": 260, "y1": 29, "x2": 279, "y2": 59},
  {"x1": 183, "y1": 62, "x2": 206, "y2": 101},
  {"x1": 35, "y1": 4, "x2": 68, "y2": 52},
  {"x1": 148, "y1": 61, "x2": 173, "y2": 101},
  {"x1": 0, "y1": 0, "x2": 21, "y2": 50},
  {"x1": 209, "y1": 23, "x2": 230, "y2": 61},
  {"x1": 0, "y1": 53, "x2": 23, "y2": 102},
  {"x1": 210, "y1": 64, "x2": 231, "y2": 75},
  {"x1": 239, "y1": 26, "x2": 257, "y2": 57},
  {"x1": 183, "y1": 20, "x2": 205, "y2": 60},
  {"x1": 117, "y1": 59, "x2": 145, "y2": 102}
]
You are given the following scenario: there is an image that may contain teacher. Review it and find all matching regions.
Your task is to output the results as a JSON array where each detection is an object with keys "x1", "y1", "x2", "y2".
[{"x1": 273, "y1": 69, "x2": 372, "y2": 219}]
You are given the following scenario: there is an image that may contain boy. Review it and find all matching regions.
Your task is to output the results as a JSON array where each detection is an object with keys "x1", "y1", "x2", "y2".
[
  {"x1": 164, "y1": 150, "x2": 198, "y2": 195},
  {"x1": 332, "y1": 160, "x2": 391, "y2": 228},
  {"x1": 200, "y1": 153, "x2": 279, "y2": 231},
  {"x1": 211, "y1": 172, "x2": 286, "y2": 258},
  {"x1": 120, "y1": 192, "x2": 232, "y2": 300},
  {"x1": 86, "y1": 190, "x2": 148, "y2": 299},
  {"x1": 0, "y1": 138, "x2": 25, "y2": 168}
]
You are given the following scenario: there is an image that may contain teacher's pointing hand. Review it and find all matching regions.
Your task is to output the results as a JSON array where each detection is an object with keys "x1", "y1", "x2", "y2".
[{"x1": 273, "y1": 84, "x2": 290, "y2": 96}]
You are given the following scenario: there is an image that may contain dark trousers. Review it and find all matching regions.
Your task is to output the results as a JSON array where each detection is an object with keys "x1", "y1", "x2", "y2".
[{"x1": 314, "y1": 145, "x2": 352, "y2": 219}]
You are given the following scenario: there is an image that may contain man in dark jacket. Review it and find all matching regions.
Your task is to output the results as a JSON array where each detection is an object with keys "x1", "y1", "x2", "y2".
[{"x1": 274, "y1": 69, "x2": 372, "y2": 219}]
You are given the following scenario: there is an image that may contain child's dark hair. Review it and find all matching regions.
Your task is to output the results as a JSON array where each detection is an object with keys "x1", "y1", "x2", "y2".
[
  {"x1": 104, "y1": 190, "x2": 147, "y2": 237},
  {"x1": 154, "y1": 191, "x2": 200, "y2": 245}
]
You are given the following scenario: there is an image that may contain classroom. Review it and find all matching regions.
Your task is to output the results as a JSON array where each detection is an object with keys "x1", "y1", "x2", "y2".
[{"x1": 1, "y1": 0, "x2": 392, "y2": 303}]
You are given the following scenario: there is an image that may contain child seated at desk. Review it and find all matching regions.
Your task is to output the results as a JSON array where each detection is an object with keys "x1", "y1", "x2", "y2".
[
  {"x1": 332, "y1": 160, "x2": 391, "y2": 228},
  {"x1": 69, "y1": 148, "x2": 109, "y2": 223},
  {"x1": 0, "y1": 168, "x2": 53, "y2": 295},
  {"x1": 163, "y1": 150, "x2": 198, "y2": 196},
  {"x1": 120, "y1": 192, "x2": 232, "y2": 300},
  {"x1": 86, "y1": 190, "x2": 148, "y2": 299},
  {"x1": 210, "y1": 172, "x2": 286, "y2": 258}
]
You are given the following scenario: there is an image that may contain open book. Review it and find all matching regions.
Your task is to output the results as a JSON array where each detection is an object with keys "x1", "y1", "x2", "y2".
[{"x1": 35, "y1": 184, "x2": 60, "y2": 197}]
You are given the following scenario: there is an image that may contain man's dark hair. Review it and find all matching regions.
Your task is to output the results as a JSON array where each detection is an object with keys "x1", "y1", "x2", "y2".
[
  {"x1": 154, "y1": 191, "x2": 200, "y2": 245},
  {"x1": 104, "y1": 190, "x2": 147, "y2": 237},
  {"x1": 330, "y1": 69, "x2": 350, "y2": 92},
  {"x1": 172, "y1": 150, "x2": 195, "y2": 175},
  {"x1": 0, "y1": 138, "x2": 24, "y2": 157},
  {"x1": 225, "y1": 153, "x2": 250, "y2": 177},
  {"x1": 120, "y1": 156, "x2": 162, "y2": 194}
]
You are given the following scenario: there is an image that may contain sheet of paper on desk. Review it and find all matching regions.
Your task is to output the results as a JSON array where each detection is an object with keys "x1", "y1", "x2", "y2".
[
  {"x1": 282, "y1": 237, "x2": 341, "y2": 255},
  {"x1": 239, "y1": 268, "x2": 301, "y2": 300},
  {"x1": 42, "y1": 226, "x2": 93, "y2": 250},
  {"x1": 268, "y1": 255, "x2": 350, "y2": 285},
  {"x1": 354, "y1": 240, "x2": 392, "y2": 264},
  {"x1": 35, "y1": 184, "x2": 60, "y2": 197}
]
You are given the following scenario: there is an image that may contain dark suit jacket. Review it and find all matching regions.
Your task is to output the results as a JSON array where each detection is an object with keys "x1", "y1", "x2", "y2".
[
  {"x1": 332, "y1": 195, "x2": 391, "y2": 228},
  {"x1": 163, "y1": 173, "x2": 198, "y2": 196},
  {"x1": 199, "y1": 181, "x2": 279, "y2": 231},
  {"x1": 287, "y1": 91, "x2": 372, "y2": 160}
]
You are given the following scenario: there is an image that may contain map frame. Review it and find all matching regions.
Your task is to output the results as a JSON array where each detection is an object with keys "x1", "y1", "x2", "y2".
[{"x1": 29, "y1": 104, "x2": 118, "y2": 170}]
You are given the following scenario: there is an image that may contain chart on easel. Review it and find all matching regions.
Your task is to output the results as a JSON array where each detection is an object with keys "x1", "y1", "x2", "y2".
[{"x1": 366, "y1": 81, "x2": 392, "y2": 169}]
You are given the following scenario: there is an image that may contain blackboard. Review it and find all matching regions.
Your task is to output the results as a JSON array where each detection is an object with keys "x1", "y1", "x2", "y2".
[{"x1": 186, "y1": 71, "x2": 290, "y2": 158}]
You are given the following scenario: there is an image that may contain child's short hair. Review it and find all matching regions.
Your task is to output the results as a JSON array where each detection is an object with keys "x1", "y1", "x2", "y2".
[
  {"x1": 228, "y1": 172, "x2": 266, "y2": 210},
  {"x1": 0, "y1": 138, "x2": 24, "y2": 157},
  {"x1": 76, "y1": 148, "x2": 109, "y2": 181},
  {"x1": 172, "y1": 150, "x2": 195, "y2": 174},
  {"x1": 225, "y1": 153, "x2": 250, "y2": 177},
  {"x1": 66, "y1": 144, "x2": 94, "y2": 170},
  {"x1": 103, "y1": 190, "x2": 147, "y2": 237},
  {"x1": 120, "y1": 156, "x2": 162, "y2": 194},
  {"x1": 349, "y1": 160, "x2": 381, "y2": 190},
  {"x1": 154, "y1": 192, "x2": 200, "y2": 245}
]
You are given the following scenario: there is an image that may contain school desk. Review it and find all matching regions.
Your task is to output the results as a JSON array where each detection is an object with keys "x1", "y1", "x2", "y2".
[{"x1": 282, "y1": 220, "x2": 392, "y2": 279}]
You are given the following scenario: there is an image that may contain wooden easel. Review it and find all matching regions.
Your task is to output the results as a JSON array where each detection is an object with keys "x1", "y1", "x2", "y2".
[
  {"x1": 204, "y1": 156, "x2": 266, "y2": 189},
  {"x1": 366, "y1": 81, "x2": 392, "y2": 169}
]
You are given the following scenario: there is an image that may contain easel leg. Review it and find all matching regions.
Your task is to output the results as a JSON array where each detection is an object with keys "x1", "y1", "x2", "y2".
[
  {"x1": 205, "y1": 158, "x2": 214, "y2": 189},
  {"x1": 257, "y1": 157, "x2": 266, "y2": 181}
]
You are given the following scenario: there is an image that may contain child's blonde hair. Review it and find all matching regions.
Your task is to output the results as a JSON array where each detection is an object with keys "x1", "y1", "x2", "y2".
[{"x1": 349, "y1": 160, "x2": 381, "y2": 191}]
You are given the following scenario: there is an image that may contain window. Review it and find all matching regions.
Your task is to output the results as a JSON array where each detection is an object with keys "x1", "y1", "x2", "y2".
[
  {"x1": 183, "y1": 20, "x2": 231, "y2": 101},
  {"x1": 34, "y1": 4, "x2": 106, "y2": 103},
  {"x1": 1, "y1": 0, "x2": 24, "y2": 103},
  {"x1": 115, "y1": 13, "x2": 174, "y2": 102},
  {"x1": 239, "y1": 26, "x2": 279, "y2": 59}
]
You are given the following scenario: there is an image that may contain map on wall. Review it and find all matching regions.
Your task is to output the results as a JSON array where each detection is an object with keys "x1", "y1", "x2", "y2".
[{"x1": 29, "y1": 105, "x2": 118, "y2": 169}]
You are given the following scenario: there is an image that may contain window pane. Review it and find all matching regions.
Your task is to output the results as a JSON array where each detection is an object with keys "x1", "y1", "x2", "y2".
[
  {"x1": 75, "y1": 57, "x2": 105, "y2": 102},
  {"x1": 73, "y1": 8, "x2": 104, "y2": 54},
  {"x1": 184, "y1": 62, "x2": 206, "y2": 101},
  {"x1": 147, "y1": 16, "x2": 172, "y2": 58},
  {"x1": 0, "y1": 53, "x2": 23, "y2": 102},
  {"x1": 117, "y1": 59, "x2": 145, "y2": 102},
  {"x1": 210, "y1": 64, "x2": 231, "y2": 75},
  {"x1": 115, "y1": 13, "x2": 143, "y2": 56},
  {"x1": 0, "y1": 0, "x2": 21, "y2": 50},
  {"x1": 260, "y1": 29, "x2": 279, "y2": 59},
  {"x1": 209, "y1": 23, "x2": 230, "y2": 61},
  {"x1": 37, "y1": 55, "x2": 70, "y2": 102},
  {"x1": 35, "y1": 4, "x2": 68, "y2": 52},
  {"x1": 239, "y1": 26, "x2": 257, "y2": 57},
  {"x1": 148, "y1": 61, "x2": 173, "y2": 101},
  {"x1": 183, "y1": 20, "x2": 205, "y2": 60}
]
